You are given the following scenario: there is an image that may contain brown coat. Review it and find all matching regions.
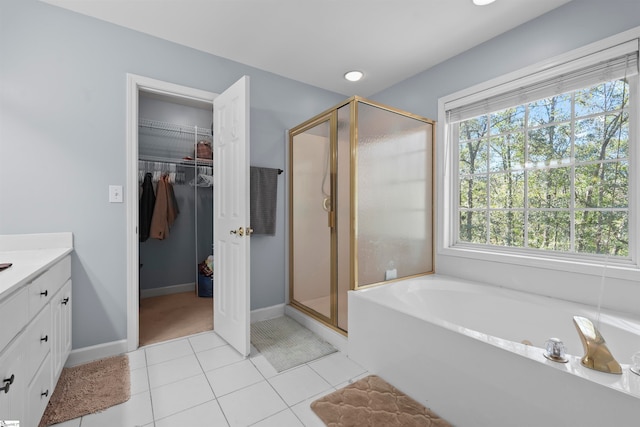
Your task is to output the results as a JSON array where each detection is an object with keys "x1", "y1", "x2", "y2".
[{"x1": 149, "y1": 175, "x2": 178, "y2": 240}]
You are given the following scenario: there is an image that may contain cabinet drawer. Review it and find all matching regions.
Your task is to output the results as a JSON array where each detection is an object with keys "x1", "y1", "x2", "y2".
[
  {"x1": 0, "y1": 287, "x2": 28, "y2": 351},
  {"x1": 28, "y1": 256, "x2": 71, "y2": 318},
  {"x1": 25, "y1": 303, "x2": 52, "y2": 381},
  {"x1": 27, "y1": 355, "x2": 52, "y2": 427}
]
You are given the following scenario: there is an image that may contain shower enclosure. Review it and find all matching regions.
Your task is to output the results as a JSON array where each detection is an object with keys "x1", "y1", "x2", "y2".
[{"x1": 289, "y1": 97, "x2": 435, "y2": 333}]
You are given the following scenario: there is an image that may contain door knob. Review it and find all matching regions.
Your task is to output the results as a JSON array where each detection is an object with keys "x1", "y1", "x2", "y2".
[
  {"x1": 247, "y1": 227, "x2": 254, "y2": 236},
  {"x1": 230, "y1": 227, "x2": 244, "y2": 237}
]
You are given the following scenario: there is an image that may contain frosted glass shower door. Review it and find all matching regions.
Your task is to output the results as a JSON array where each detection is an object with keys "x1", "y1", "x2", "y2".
[
  {"x1": 355, "y1": 102, "x2": 434, "y2": 287},
  {"x1": 290, "y1": 116, "x2": 334, "y2": 321}
]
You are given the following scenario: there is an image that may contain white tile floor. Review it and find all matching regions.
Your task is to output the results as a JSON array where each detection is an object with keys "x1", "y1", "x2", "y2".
[{"x1": 52, "y1": 330, "x2": 368, "y2": 427}]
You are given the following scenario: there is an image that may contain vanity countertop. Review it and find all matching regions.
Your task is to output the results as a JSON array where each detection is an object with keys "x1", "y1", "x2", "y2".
[{"x1": 0, "y1": 233, "x2": 73, "y2": 297}]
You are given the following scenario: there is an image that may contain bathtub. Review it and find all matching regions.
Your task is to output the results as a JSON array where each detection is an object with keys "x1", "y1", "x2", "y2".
[{"x1": 348, "y1": 275, "x2": 640, "y2": 427}]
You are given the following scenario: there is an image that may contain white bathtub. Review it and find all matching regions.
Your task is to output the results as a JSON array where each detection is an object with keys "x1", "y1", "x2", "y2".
[{"x1": 348, "y1": 275, "x2": 640, "y2": 427}]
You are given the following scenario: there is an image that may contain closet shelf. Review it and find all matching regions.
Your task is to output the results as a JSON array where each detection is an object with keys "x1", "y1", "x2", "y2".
[
  {"x1": 139, "y1": 118, "x2": 212, "y2": 139},
  {"x1": 139, "y1": 154, "x2": 213, "y2": 166}
]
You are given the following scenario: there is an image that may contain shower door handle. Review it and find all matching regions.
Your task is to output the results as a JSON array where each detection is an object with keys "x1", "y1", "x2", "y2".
[
  {"x1": 328, "y1": 211, "x2": 335, "y2": 228},
  {"x1": 322, "y1": 197, "x2": 331, "y2": 211}
]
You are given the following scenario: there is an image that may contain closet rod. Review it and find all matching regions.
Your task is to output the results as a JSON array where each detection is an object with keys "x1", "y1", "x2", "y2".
[{"x1": 139, "y1": 118, "x2": 212, "y2": 138}]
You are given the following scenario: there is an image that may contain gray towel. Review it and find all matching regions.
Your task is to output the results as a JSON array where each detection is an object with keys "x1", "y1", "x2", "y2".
[{"x1": 250, "y1": 167, "x2": 279, "y2": 235}]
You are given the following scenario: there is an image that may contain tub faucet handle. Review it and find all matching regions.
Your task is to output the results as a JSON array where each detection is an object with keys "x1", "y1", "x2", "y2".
[
  {"x1": 544, "y1": 338, "x2": 568, "y2": 363},
  {"x1": 573, "y1": 316, "x2": 622, "y2": 375}
]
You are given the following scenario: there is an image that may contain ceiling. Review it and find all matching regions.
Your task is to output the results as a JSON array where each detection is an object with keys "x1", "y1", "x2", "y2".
[{"x1": 41, "y1": 0, "x2": 571, "y2": 96}]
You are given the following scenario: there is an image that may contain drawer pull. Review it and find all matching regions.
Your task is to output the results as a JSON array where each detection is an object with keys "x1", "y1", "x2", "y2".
[
  {"x1": 1, "y1": 374, "x2": 15, "y2": 394},
  {"x1": 40, "y1": 290, "x2": 48, "y2": 297},
  {"x1": 41, "y1": 389, "x2": 49, "y2": 398},
  {"x1": 62, "y1": 297, "x2": 70, "y2": 305},
  {"x1": 41, "y1": 335, "x2": 49, "y2": 343}
]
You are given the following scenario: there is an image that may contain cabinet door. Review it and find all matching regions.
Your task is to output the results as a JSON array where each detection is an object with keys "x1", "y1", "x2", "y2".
[
  {"x1": 0, "y1": 335, "x2": 25, "y2": 423},
  {"x1": 52, "y1": 280, "x2": 72, "y2": 382}
]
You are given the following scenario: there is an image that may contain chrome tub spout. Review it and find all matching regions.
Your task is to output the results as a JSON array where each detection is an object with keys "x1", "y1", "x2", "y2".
[{"x1": 573, "y1": 316, "x2": 622, "y2": 374}]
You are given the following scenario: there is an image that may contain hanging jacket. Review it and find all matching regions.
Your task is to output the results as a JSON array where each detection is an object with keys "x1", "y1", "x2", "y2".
[
  {"x1": 167, "y1": 179, "x2": 180, "y2": 219},
  {"x1": 150, "y1": 175, "x2": 179, "y2": 240},
  {"x1": 139, "y1": 173, "x2": 155, "y2": 242}
]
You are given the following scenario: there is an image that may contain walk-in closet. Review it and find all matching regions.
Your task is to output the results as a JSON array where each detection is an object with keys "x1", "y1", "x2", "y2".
[{"x1": 137, "y1": 90, "x2": 214, "y2": 346}]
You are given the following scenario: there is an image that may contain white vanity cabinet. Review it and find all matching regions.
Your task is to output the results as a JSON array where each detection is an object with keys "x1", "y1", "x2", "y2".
[{"x1": 0, "y1": 233, "x2": 73, "y2": 427}]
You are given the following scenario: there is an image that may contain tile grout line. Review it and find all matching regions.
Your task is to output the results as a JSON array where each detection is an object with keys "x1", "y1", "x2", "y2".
[
  {"x1": 143, "y1": 348, "x2": 157, "y2": 426},
  {"x1": 264, "y1": 359, "x2": 333, "y2": 426},
  {"x1": 188, "y1": 335, "x2": 232, "y2": 427},
  {"x1": 149, "y1": 337, "x2": 218, "y2": 425},
  {"x1": 289, "y1": 360, "x2": 329, "y2": 427},
  {"x1": 246, "y1": 344, "x2": 303, "y2": 425}
]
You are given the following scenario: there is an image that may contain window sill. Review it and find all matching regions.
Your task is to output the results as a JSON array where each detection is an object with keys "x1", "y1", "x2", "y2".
[{"x1": 438, "y1": 244, "x2": 640, "y2": 282}]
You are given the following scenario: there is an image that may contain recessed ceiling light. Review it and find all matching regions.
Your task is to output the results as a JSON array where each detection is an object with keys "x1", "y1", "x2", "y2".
[
  {"x1": 473, "y1": 0, "x2": 496, "y2": 5},
  {"x1": 344, "y1": 71, "x2": 364, "y2": 82}
]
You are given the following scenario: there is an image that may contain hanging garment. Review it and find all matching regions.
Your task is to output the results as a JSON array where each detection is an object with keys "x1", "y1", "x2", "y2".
[
  {"x1": 250, "y1": 166, "x2": 279, "y2": 235},
  {"x1": 139, "y1": 172, "x2": 155, "y2": 242},
  {"x1": 167, "y1": 179, "x2": 180, "y2": 219},
  {"x1": 150, "y1": 175, "x2": 179, "y2": 240}
]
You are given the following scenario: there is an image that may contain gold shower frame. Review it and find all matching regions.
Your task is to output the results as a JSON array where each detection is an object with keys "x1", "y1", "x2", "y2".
[{"x1": 288, "y1": 96, "x2": 436, "y2": 334}]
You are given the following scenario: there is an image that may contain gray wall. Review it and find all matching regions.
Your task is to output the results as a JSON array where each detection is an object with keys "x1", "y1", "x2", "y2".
[
  {"x1": 0, "y1": 0, "x2": 344, "y2": 349},
  {"x1": 371, "y1": 0, "x2": 640, "y2": 314},
  {"x1": 373, "y1": 0, "x2": 640, "y2": 120}
]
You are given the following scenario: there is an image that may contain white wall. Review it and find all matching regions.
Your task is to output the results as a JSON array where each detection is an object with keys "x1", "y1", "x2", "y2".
[
  {"x1": 373, "y1": 0, "x2": 640, "y2": 315},
  {"x1": 0, "y1": 0, "x2": 344, "y2": 349}
]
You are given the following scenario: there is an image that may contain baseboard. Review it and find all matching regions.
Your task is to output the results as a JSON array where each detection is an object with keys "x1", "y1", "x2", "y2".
[
  {"x1": 140, "y1": 282, "x2": 195, "y2": 299},
  {"x1": 66, "y1": 339, "x2": 128, "y2": 367},
  {"x1": 250, "y1": 303, "x2": 285, "y2": 323},
  {"x1": 285, "y1": 305, "x2": 348, "y2": 353},
  {"x1": 68, "y1": 303, "x2": 340, "y2": 365}
]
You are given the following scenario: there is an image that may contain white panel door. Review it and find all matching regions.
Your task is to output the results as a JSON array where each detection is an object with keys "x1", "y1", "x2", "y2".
[{"x1": 213, "y1": 76, "x2": 251, "y2": 357}]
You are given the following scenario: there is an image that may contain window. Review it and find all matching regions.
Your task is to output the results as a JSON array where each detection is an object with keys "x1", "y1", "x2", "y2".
[{"x1": 442, "y1": 39, "x2": 639, "y2": 265}]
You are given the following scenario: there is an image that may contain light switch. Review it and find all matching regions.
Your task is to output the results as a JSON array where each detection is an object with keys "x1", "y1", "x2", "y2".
[{"x1": 109, "y1": 185, "x2": 123, "y2": 203}]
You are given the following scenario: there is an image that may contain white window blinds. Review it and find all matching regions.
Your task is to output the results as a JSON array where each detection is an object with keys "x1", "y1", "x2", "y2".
[{"x1": 445, "y1": 39, "x2": 639, "y2": 123}]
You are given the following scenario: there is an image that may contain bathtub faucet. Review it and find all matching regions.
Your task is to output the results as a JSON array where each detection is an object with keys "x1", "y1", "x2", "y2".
[{"x1": 572, "y1": 316, "x2": 622, "y2": 374}]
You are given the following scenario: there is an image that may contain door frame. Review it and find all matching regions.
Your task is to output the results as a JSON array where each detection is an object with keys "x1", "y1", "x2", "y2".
[{"x1": 125, "y1": 74, "x2": 218, "y2": 352}]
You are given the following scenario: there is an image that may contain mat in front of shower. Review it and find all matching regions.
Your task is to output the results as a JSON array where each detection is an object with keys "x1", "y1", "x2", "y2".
[{"x1": 251, "y1": 316, "x2": 337, "y2": 372}]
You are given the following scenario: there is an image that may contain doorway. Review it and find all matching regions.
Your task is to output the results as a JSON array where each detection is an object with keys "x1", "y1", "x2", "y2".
[
  {"x1": 137, "y1": 90, "x2": 214, "y2": 346},
  {"x1": 126, "y1": 74, "x2": 252, "y2": 356},
  {"x1": 126, "y1": 75, "x2": 218, "y2": 352}
]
